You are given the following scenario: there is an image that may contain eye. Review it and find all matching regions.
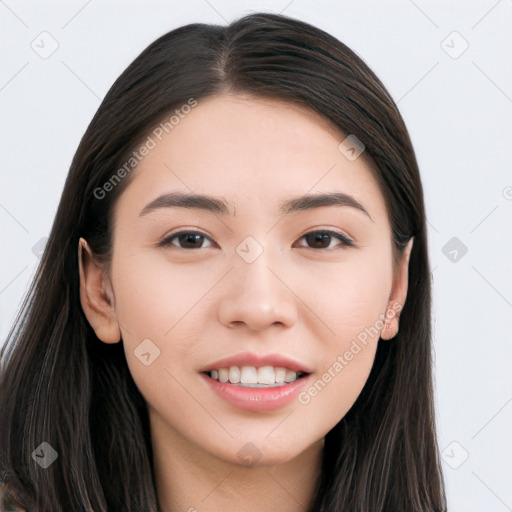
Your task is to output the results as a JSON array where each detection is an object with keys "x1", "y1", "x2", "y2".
[
  {"x1": 294, "y1": 230, "x2": 354, "y2": 250},
  {"x1": 158, "y1": 231, "x2": 214, "y2": 249},
  {"x1": 158, "y1": 229, "x2": 353, "y2": 251}
]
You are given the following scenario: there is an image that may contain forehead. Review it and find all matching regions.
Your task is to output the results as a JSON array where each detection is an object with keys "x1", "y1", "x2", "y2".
[{"x1": 115, "y1": 93, "x2": 388, "y2": 224}]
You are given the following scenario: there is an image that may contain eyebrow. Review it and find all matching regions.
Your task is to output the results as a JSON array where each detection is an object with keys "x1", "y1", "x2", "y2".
[
  {"x1": 280, "y1": 192, "x2": 373, "y2": 221},
  {"x1": 138, "y1": 191, "x2": 373, "y2": 221}
]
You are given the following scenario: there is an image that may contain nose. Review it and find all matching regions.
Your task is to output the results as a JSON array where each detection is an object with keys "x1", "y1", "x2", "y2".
[{"x1": 217, "y1": 252, "x2": 298, "y2": 332}]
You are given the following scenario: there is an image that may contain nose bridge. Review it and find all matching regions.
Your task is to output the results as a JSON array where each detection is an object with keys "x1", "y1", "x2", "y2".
[{"x1": 217, "y1": 240, "x2": 298, "y2": 330}]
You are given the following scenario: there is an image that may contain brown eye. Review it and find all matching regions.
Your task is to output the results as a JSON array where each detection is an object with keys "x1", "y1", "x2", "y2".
[
  {"x1": 159, "y1": 231, "x2": 213, "y2": 249},
  {"x1": 295, "y1": 230, "x2": 354, "y2": 250}
]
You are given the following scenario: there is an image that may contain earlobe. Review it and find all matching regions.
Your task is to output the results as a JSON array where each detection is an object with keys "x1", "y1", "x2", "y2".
[
  {"x1": 78, "y1": 237, "x2": 121, "y2": 344},
  {"x1": 381, "y1": 237, "x2": 414, "y2": 341}
]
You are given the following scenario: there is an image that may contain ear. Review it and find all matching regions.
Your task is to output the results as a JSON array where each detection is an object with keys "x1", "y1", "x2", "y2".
[
  {"x1": 78, "y1": 237, "x2": 121, "y2": 344},
  {"x1": 380, "y1": 237, "x2": 414, "y2": 340}
]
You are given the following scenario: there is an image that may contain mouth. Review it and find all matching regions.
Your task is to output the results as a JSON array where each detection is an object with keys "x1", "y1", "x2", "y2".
[
  {"x1": 200, "y1": 366, "x2": 311, "y2": 412},
  {"x1": 199, "y1": 352, "x2": 312, "y2": 410},
  {"x1": 202, "y1": 365, "x2": 309, "y2": 388}
]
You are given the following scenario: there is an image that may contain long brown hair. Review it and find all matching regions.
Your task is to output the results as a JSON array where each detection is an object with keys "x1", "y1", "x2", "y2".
[{"x1": 0, "y1": 12, "x2": 446, "y2": 511}]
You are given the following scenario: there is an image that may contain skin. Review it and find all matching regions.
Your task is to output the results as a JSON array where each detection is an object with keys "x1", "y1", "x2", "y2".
[{"x1": 79, "y1": 93, "x2": 413, "y2": 512}]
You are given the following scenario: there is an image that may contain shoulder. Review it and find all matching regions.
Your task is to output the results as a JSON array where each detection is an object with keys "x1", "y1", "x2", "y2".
[{"x1": 0, "y1": 480, "x2": 27, "y2": 511}]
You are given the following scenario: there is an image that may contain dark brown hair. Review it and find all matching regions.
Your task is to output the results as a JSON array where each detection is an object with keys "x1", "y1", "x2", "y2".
[{"x1": 0, "y1": 12, "x2": 446, "y2": 511}]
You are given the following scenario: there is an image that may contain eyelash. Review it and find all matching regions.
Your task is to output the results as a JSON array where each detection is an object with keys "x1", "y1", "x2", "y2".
[{"x1": 157, "y1": 229, "x2": 355, "y2": 250}]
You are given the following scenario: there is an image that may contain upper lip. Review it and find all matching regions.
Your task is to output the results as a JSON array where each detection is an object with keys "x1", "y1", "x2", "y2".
[{"x1": 200, "y1": 352, "x2": 312, "y2": 374}]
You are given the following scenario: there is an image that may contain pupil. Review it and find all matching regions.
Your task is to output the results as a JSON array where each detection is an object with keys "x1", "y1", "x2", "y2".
[
  {"x1": 306, "y1": 232, "x2": 330, "y2": 248},
  {"x1": 180, "y1": 233, "x2": 202, "y2": 248}
]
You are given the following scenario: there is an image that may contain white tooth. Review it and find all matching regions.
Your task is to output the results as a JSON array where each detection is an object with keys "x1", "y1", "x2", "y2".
[
  {"x1": 211, "y1": 370, "x2": 218, "y2": 380},
  {"x1": 218, "y1": 368, "x2": 229, "y2": 383},
  {"x1": 275, "y1": 367, "x2": 286, "y2": 383},
  {"x1": 257, "y1": 366, "x2": 276, "y2": 384},
  {"x1": 284, "y1": 369, "x2": 297, "y2": 383},
  {"x1": 240, "y1": 366, "x2": 258, "y2": 384},
  {"x1": 229, "y1": 366, "x2": 240, "y2": 383}
]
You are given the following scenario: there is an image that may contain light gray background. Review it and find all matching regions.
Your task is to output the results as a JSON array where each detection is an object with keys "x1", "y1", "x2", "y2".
[{"x1": 1, "y1": 1, "x2": 511, "y2": 510}]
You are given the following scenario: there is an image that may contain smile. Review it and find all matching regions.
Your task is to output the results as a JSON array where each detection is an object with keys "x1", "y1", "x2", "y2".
[{"x1": 204, "y1": 365, "x2": 307, "y2": 388}]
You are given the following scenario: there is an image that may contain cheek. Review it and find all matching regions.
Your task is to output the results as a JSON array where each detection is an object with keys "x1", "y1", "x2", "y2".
[
  {"x1": 293, "y1": 247, "x2": 392, "y2": 340},
  {"x1": 110, "y1": 246, "x2": 231, "y2": 362},
  {"x1": 296, "y1": 339, "x2": 378, "y2": 439},
  {"x1": 111, "y1": 250, "x2": 217, "y2": 340},
  {"x1": 110, "y1": 253, "x2": 216, "y2": 415},
  {"x1": 291, "y1": 250, "x2": 391, "y2": 426}
]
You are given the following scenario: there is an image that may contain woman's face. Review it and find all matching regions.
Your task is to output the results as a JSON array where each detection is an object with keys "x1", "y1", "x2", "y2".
[{"x1": 82, "y1": 93, "x2": 411, "y2": 467}]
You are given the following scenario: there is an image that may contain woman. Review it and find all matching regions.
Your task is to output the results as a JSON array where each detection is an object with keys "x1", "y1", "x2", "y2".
[{"x1": 0, "y1": 12, "x2": 447, "y2": 511}]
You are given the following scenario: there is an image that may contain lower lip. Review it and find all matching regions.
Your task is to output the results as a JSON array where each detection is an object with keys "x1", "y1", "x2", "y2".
[{"x1": 201, "y1": 373, "x2": 310, "y2": 412}]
